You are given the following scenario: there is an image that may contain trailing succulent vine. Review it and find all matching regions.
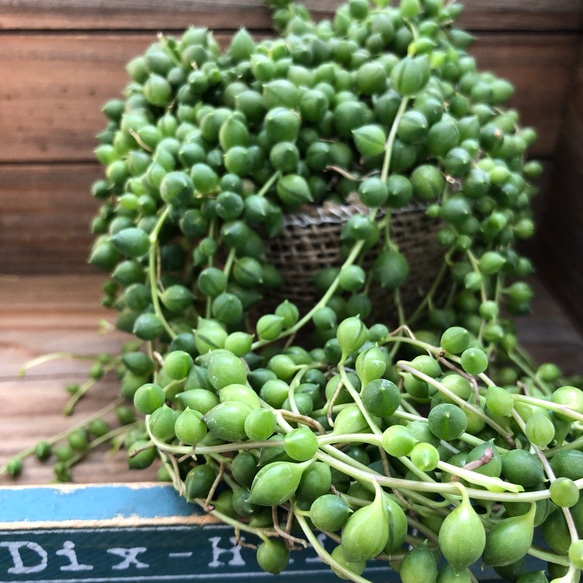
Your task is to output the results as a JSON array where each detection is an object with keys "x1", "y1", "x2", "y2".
[{"x1": 6, "y1": 0, "x2": 583, "y2": 581}]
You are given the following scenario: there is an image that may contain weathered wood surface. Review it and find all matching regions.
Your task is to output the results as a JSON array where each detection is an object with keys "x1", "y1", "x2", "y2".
[
  {"x1": 0, "y1": 275, "x2": 582, "y2": 486},
  {"x1": 0, "y1": 0, "x2": 580, "y2": 31},
  {"x1": 0, "y1": 275, "x2": 158, "y2": 485},
  {"x1": 0, "y1": 33, "x2": 577, "y2": 164},
  {"x1": 537, "y1": 40, "x2": 583, "y2": 335},
  {"x1": 0, "y1": 275, "x2": 124, "y2": 378},
  {"x1": 0, "y1": 165, "x2": 102, "y2": 275}
]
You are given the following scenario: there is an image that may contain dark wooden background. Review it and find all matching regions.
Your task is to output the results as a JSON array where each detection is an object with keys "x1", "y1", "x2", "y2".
[{"x1": 0, "y1": 0, "x2": 582, "y2": 485}]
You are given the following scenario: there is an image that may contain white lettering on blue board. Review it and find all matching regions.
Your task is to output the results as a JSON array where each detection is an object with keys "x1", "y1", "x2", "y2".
[
  {"x1": 0, "y1": 541, "x2": 48, "y2": 574},
  {"x1": 208, "y1": 536, "x2": 246, "y2": 567},
  {"x1": 106, "y1": 547, "x2": 149, "y2": 570},
  {"x1": 56, "y1": 541, "x2": 94, "y2": 571}
]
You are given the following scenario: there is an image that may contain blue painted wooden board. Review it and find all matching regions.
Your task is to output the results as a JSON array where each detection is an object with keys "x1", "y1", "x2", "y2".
[
  {"x1": 0, "y1": 483, "x2": 546, "y2": 582},
  {"x1": 0, "y1": 483, "x2": 397, "y2": 582}
]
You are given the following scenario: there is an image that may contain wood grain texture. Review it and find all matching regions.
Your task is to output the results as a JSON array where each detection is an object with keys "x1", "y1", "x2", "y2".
[
  {"x1": 0, "y1": 378, "x2": 159, "y2": 485},
  {"x1": 0, "y1": 35, "x2": 147, "y2": 163},
  {"x1": 0, "y1": 275, "x2": 127, "y2": 377},
  {"x1": 0, "y1": 33, "x2": 577, "y2": 163},
  {"x1": 0, "y1": 276, "x2": 158, "y2": 485},
  {"x1": 0, "y1": 275, "x2": 582, "y2": 486},
  {"x1": 0, "y1": 165, "x2": 102, "y2": 275},
  {"x1": 0, "y1": 0, "x2": 580, "y2": 31},
  {"x1": 536, "y1": 41, "x2": 583, "y2": 334}
]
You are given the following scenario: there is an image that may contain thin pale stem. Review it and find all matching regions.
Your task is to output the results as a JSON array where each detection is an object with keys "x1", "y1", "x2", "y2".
[
  {"x1": 148, "y1": 205, "x2": 176, "y2": 339},
  {"x1": 512, "y1": 410, "x2": 580, "y2": 544},
  {"x1": 397, "y1": 362, "x2": 515, "y2": 445},
  {"x1": 63, "y1": 360, "x2": 119, "y2": 415},
  {"x1": 512, "y1": 394, "x2": 583, "y2": 424},
  {"x1": 222, "y1": 248, "x2": 236, "y2": 279},
  {"x1": 407, "y1": 249, "x2": 454, "y2": 325},
  {"x1": 19, "y1": 353, "x2": 98, "y2": 376},
  {"x1": 293, "y1": 507, "x2": 374, "y2": 583},
  {"x1": 337, "y1": 363, "x2": 382, "y2": 435},
  {"x1": 257, "y1": 170, "x2": 281, "y2": 197},
  {"x1": 251, "y1": 231, "x2": 374, "y2": 351},
  {"x1": 381, "y1": 97, "x2": 409, "y2": 182},
  {"x1": 0, "y1": 398, "x2": 124, "y2": 475}
]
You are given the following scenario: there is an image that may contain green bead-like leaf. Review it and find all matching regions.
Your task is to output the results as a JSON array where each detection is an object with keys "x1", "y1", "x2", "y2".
[
  {"x1": 247, "y1": 461, "x2": 306, "y2": 506},
  {"x1": 333, "y1": 404, "x2": 369, "y2": 435},
  {"x1": 372, "y1": 250, "x2": 409, "y2": 289},
  {"x1": 111, "y1": 228, "x2": 150, "y2": 259},
  {"x1": 341, "y1": 486, "x2": 388, "y2": 561},
  {"x1": 483, "y1": 503, "x2": 536, "y2": 566},
  {"x1": 337, "y1": 316, "x2": 368, "y2": 358},
  {"x1": 390, "y1": 56, "x2": 430, "y2": 96},
  {"x1": 438, "y1": 486, "x2": 486, "y2": 572},
  {"x1": 276, "y1": 174, "x2": 313, "y2": 207},
  {"x1": 219, "y1": 115, "x2": 250, "y2": 151},
  {"x1": 352, "y1": 125, "x2": 387, "y2": 157}
]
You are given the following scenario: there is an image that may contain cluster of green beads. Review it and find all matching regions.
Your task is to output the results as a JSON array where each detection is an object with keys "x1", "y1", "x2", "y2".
[
  {"x1": 6, "y1": 0, "x2": 583, "y2": 581},
  {"x1": 89, "y1": 0, "x2": 540, "y2": 347},
  {"x1": 133, "y1": 317, "x2": 583, "y2": 583}
]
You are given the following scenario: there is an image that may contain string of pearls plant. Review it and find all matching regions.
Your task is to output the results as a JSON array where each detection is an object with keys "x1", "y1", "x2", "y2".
[{"x1": 6, "y1": 0, "x2": 583, "y2": 581}]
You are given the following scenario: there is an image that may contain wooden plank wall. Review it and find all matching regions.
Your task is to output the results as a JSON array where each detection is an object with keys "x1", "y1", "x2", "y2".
[
  {"x1": 0, "y1": 0, "x2": 581, "y2": 275},
  {"x1": 536, "y1": 40, "x2": 583, "y2": 335}
]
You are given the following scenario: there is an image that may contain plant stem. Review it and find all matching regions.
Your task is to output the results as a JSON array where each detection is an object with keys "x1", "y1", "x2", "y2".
[
  {"x1": 145, "y1": 416, "x2": 285, "y2": 456},
  {"x1": 195, "y1": 500, "x2": 276, "y2": 542},
  {"x1": 394, "y1": 288, "x2": 406, "y2": 328},
  {"x1": 251, "y1": 232, "x2": 373, "y2": 351},
  {"x1": 287, "y1": 365, "x2": 312, "y2": 416},
  {"x1": 466, "y1": 249, "x2": 488, "y2": 304},
  {"x1": 257, "y1": 170, "x2": 281, "y2": 197},
  {"x1": 407, "y1": 249, "x2": 454, "y2": 325},
  {"x1": 512, "y1": 394, "x2": 583, "y2": 424},
  {"x1": 19, "y1": 352, "x2": 98, "y2": 376},
  {"x1": 223, "y1": 248, "x2": 236, "y2": 279},
  {"x1": 62, "y1": 422, "x2": 141, "y2": 469},
  {"x1": 527, "y1": 545, "x2": 571, "y2": 567},
  {"x1": 397, "y1": 362, "x2": 515, "y2": 445},
  {"x1": 293, "y1": 507, "x2": 374, "y2": 583},
  {"x1": 406, "y1": 516, "x2": 440, "y2": 545},
  {"x1": 545, "y1": 435, "x2": 583, "y2": 458},
  {"x1": 0, "y1": 398, "x2": 124, "y2": 476},
  {"x1": 316, "y1": 445, "x2": 556, "y2": 503},
  {"x1": 148, "y1": 205, "x2": 176, "y2": 339},
  {"x1": 509, "y1": 352, "x2": 552, "y2": 396},
  {"x1": 64, "y1": 360, "x2": 119, "y2": 415},
  {"x1": 511, "y1": 409, "x2": 580, "y2": 544},
  {"x1": 337, "y1": 363, "x2": 382, "y2": 435},
  {"x1": 317, "y1": 433, "x2": 381, "y2": 447},
  {"x1": 381, "y1": 97, "x2": 409, "y2": 183},
  {"x1": 438, "y1": 459, "x2": 522, "y2": 493}
]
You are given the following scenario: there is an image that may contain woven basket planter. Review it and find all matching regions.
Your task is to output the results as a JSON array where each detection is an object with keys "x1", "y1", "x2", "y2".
[{"x1": 263, "y1": 197, "x2": 445, "y2": 323}]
